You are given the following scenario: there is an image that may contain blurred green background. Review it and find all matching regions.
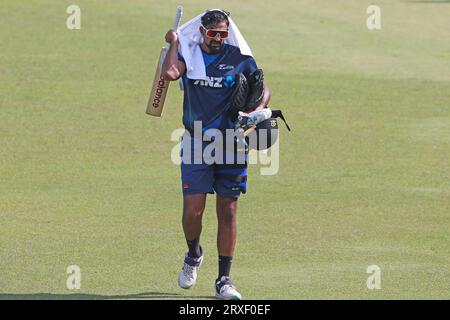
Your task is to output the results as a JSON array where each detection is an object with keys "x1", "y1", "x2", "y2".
[{"x1": 0, "y1": 0, "x2": 449, "y2": 299}]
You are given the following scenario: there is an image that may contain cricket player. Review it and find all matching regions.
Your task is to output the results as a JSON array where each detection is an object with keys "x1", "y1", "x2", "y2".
[{"x1": 161, "y1": 9, "x2": 270, "y2": 300}]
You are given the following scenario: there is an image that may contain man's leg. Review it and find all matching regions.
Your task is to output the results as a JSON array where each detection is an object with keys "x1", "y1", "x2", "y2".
[
  {"x1": 215, "y1": 194, "x2": 241, "y2": 299},
  {"x1": 183, "y1": 194, "x2": 207, "y2": 258},
  {"x1": 178, "y1": 134, "x2": 214, "y2": 289},
  {"x1": 216, "y1": 194, "x2": 238, "y2": 259},
  {"x1": 178, "y1": 193, "x2": 207, "y2": 289}
]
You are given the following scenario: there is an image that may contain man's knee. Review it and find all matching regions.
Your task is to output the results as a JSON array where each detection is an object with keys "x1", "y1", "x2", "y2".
[
  {"x1": 184, "y1": 206, "x2": 205, "y2": 220},
  {"x1": 183, "y1": 195, "x2": 206, "y2": 219},
  {"x1": 217, "y1": 196, "x2": 238, "y2": 221}
]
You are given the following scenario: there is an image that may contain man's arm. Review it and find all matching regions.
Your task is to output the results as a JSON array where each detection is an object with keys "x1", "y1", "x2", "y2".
[
  {"x1": 161, "y1": 30, "x2": 186, "y2": 81},
  {"x1": 254, "y1": 81, "x2": 271, "y2": 111}
]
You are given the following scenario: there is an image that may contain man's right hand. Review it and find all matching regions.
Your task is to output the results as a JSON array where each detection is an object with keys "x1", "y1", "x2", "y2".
[
  {"x1": 161, "y1": 29, "x2": 185, "y2": 81},
  {"x1": 165, "y1": 30, "x2": 178, "y2": 44}
]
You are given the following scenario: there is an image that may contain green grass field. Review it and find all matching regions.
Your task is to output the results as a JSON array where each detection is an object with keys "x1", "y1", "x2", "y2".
[{"x1": 1, "y1": 0, "x2": 449, "y2": 299}]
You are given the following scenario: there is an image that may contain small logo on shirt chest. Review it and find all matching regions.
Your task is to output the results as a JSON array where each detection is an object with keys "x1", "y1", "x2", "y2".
[
  {"x1": 223, "y1": 75, "x2": 235, "y2": 88},
  {"x1": 218, "y1": 64, "x2": 234, "y2": 70}
]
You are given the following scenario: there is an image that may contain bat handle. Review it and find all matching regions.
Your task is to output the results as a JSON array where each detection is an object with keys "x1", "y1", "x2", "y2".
[{"x1": 172, "y1": 6, "x2": 183, "y2": 31}]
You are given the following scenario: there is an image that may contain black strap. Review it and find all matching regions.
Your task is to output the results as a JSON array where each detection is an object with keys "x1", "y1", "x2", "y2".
[
  {"x1": 215, "y1": 173, "x2": 247, "y2": 183},
  {"x1": 215, "y1": 163, "x2": 247, "y2": 169},
  {"x1": 271, "y1": 109, "x2": 291, "y2": 131}
]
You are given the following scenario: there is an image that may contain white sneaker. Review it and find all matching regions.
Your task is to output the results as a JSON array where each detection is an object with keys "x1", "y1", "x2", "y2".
[
  {"x1": 215, "y1": 276, "x2": 242, "y2": 300},
  {"x1": 178, "y1": 252, "x2": 203, "y2": 289}
]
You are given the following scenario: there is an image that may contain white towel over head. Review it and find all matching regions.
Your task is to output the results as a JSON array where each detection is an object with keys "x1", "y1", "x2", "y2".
[{"x1": 177, "y1": 9, "x2": 253, "y2": 81}]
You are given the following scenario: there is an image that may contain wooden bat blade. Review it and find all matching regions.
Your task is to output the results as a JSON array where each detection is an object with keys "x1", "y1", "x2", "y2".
[
  {"x1": 146, "y1": 48, "x2": 170, "y2": 117},
  {"x1": 145, "y1": 6, "x2": 183, "y2": 118}
]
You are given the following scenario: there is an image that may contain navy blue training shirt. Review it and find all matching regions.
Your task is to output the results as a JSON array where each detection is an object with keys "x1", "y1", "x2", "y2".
[{"x1": 178, "y1": 44, "x2": 258, "y2": 132}]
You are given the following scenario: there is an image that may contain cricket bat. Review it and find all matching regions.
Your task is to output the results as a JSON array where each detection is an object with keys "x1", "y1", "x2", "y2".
[{"x1": 146, "y1": 6, "x2": 183, "y2": 117}]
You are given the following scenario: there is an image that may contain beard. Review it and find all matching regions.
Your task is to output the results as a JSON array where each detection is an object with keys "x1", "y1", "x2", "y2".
[{"x1": 207, "y1": 40, "x2": 223, "y2": 53}]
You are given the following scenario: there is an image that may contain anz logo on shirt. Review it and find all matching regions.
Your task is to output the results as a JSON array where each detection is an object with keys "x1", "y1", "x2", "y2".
[{"x1": 193, "y1": 75, "x2": 236, "y2": 89}]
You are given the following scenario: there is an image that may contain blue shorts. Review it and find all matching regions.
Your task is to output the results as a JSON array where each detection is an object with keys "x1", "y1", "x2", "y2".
[{"x1": 180, "y1": 133, "x2": 248, "y2": 198}]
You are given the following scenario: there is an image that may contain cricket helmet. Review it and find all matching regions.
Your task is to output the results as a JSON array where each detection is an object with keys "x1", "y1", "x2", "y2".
[
  {"x1": 244, "y1": 110, "x2": 291, "y2": 150},
  {"x1": 245, "y1": 117, "x2": 279, "y2": 150}
]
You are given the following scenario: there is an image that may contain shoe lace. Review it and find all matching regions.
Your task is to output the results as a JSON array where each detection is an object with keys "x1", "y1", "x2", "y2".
[
  {"x1": 183, "y1": 263, "x2": 196, "y2": 279},
  {"x1": 217, "y1": 277, "x2": 234, "y2": 291}
]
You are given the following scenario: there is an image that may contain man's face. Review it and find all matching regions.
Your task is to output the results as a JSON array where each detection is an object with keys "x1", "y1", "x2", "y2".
[{"x1": 200, "y1": 21, "x2": 229, "y2": 53}]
